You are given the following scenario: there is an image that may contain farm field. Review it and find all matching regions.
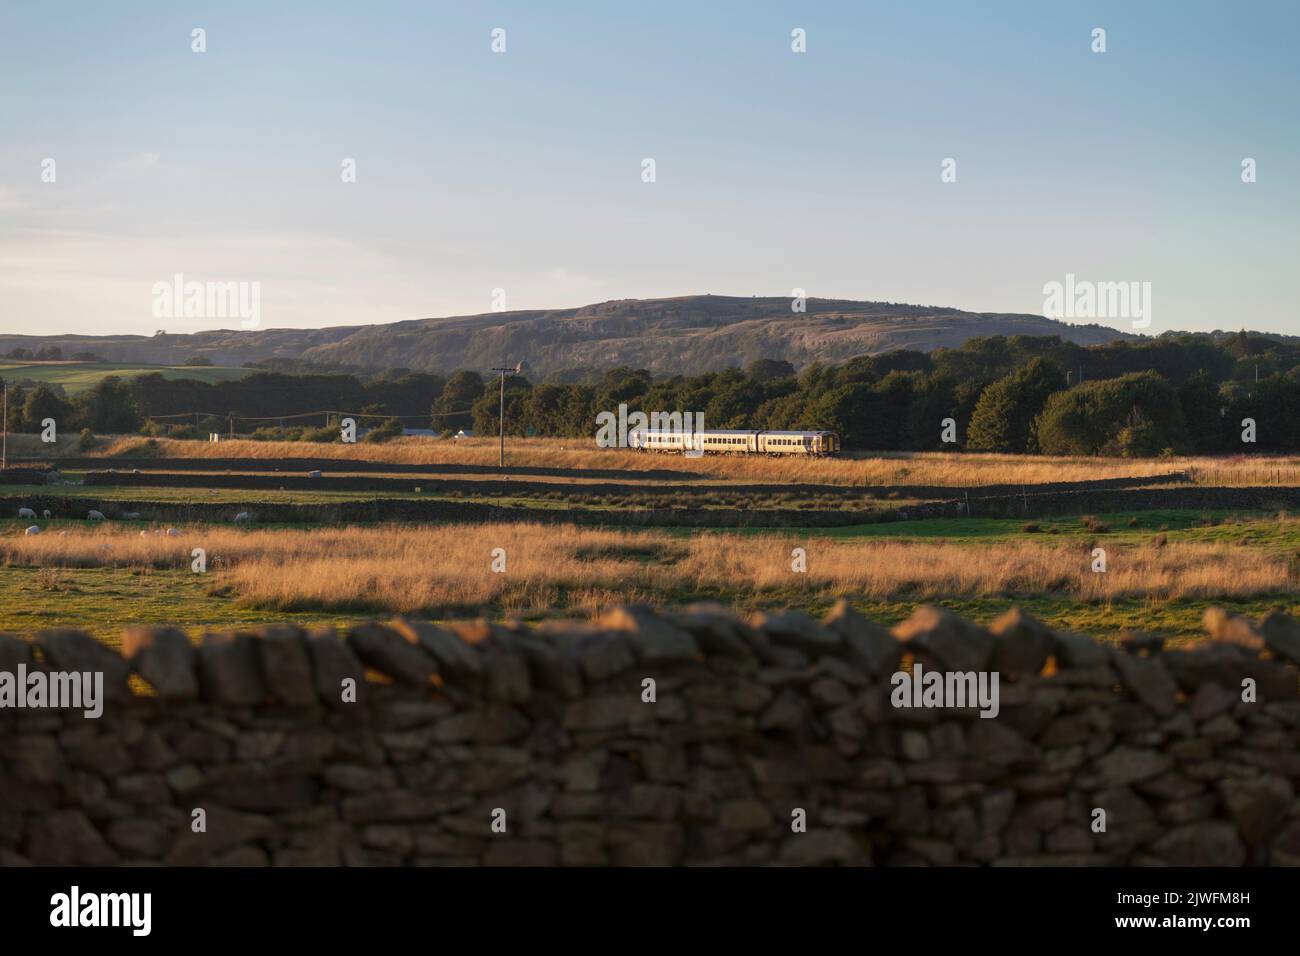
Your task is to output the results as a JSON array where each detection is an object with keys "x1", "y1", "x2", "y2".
[
  {"x1": 76, "y1": 435, "x2": 1300, "y2": 488},
  {"x1": 0, "y1": 360, "x2": 250, "y2": 393},
  {"x1": 4, "y1": 437, "x2": 1298, "y2": 644}
]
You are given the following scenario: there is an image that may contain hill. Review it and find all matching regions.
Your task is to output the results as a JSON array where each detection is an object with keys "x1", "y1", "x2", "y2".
[
  {"x1": 0, "y1": 361, "x2": 251, "y2": 395},
  {"x1": 0, "y1": 295, "x2": 1134, "y2": 379}
]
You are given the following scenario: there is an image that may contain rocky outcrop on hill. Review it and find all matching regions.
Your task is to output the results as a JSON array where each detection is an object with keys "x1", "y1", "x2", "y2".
[{"x1": 1, "y1": 603, "x2": 1297, "y2": 866}]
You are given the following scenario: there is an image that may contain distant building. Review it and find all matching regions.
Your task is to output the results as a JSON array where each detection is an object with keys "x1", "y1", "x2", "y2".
[{"x1": 454, "y1": 429, "x2": 472, "y2": 439}]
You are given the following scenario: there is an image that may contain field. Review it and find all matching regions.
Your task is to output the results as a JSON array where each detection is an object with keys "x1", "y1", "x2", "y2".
[
  {"x1": 84, "y1": 436, "x2": 1300, "y2": 487},
  {"x1": 3, "y1": 435, "x2": 1299, "y2": 645},
  {"x1": 0, "y1": 360, "x2": 249, "y2": 394}
]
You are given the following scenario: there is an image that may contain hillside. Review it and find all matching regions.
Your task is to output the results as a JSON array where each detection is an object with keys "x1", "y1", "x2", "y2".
[
  {"x1": 0, "y1": 361, "x2": 250, "y2": 395},
  {"x1": 1, "y1": 295, "x2": 1134, "y2": 378}
]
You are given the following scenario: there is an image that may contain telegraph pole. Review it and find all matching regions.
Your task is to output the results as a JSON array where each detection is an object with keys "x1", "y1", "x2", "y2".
[
  {"x1": 490, "y1": 362, "x2": 523, "y2": 469},
  {"x1": 1, "y1": 380, "x2": 7, "y2": 471}
]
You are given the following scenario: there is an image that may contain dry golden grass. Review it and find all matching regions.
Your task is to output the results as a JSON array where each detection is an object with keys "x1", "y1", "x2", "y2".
[
  {"x1": 2, "y1": 522, "x2": 1289, "y2": 616},
  {"x1": 88, "y1": 436, "x2": 1300, "y2": 488}
]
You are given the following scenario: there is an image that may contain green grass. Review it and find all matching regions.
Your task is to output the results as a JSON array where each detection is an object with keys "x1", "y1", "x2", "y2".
[
  {"x1": 5, "y1": 563, "x2": 1291, "y2": 646},
  {"x1": 0, "y1": 361, "x2": 248, "y2": 394},
  {"x1": 4, "y1": 504, "x2": 1297, "y2": 644},
  {"x1": 0, "y1": 566, "x2": 368, "y2": 647},
  {"x1": 682, "y1": 509, "x2": 1300, "y2": 550}
]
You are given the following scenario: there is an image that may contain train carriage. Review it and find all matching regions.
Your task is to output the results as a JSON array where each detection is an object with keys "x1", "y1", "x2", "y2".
[{"x1": 625, "y1": 428, "x2": 839, "y2": 456}]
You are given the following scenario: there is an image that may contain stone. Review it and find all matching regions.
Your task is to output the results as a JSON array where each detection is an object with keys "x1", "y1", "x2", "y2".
[
  {"x1": 598, "y1": 605, "x2": 700, "y2": 663},
  {"x1": 26, "y1": 810, "x2": 116, "y2": 865},
  {"x1": 389, "y1": 618, "x2": 484, "y2": 681},
  {"x1": 1112, "y1": 652, "x2": 1178, "y2": 718},
  {"x1": 759, "y1": 689, "x2": 809, "y2": 731},
  {"x1": 822, "y1": 599, "x2": 899, "y2": 675},
  {"x1": 988, "y1": 608, "x2": 1054, "y2": 677},
  {"x1": 165, "y1": 806, "x2": 278, "y2": 865},
  {"x1": 753, "y1": 609, "x2": 841, "y2": 656},
  {"x1": 483, "y1": 840, "x2": 558, "y2": 867},
  {"x1": 485, "y1": 645, "x2": 533, "y2": 704},
  {"x1": 257, "y1": 625, "x2": 317, "y2": 706},
  {"x1": 1189, "y1": 682, "x2": 1237, "y2": 722},
  {"x1": 893, "y1": 606, "x2": 995, "y2": 672},
  {"x1": 1051, "y1": 631, "x2": 1110, "y2": 669},
  {"x1": 36, "y1": 628, "x2": 131, "y2": 700},
  {"x1": 0, "y1": 632, "x2": 33, "y2": 671},
  {"x1": 306, "y1": 628, "x2": 366, "y2": 708},
  {"x1": 576, "y1": 634, "x2": 636, "y2": 680},
  {"x1": 1149, "y1": 822, "x2": 1246, "y2": 867},
  {"x1": 1202, "y1": 607, "x2": 1264, "y2": 650},
  {"x1": 1219, "y1": 775, "x2": 1293, "y2": 844},
  {"x1": 516, "y1": 636, "x2": 583, "y2": 698},
  {"x1": 674, "y1": 603, "x2": 755, "y2": 659},
  {"x1": 719, "y1": 800, "x2": 774, "y2": 830},
  {"x1": 1163, "y1": 644, "x2": 1255, "y2": 691},
  {"x1": 106, "y1": 818, "x2": 172, "y2": 858},
  {"x1": 1083, "y1": 747, "x2": 1173, "y2": 789},
  {"x1": 965, "y1": 721, "x2": 1036, "y2": 766},
  {"x1": 1260, "y1": 610, "x2": 1300, "y2": 665},
  {"x1": 347, "y1": 622, "x2": 436, "y2": 687},
  {"x1": 778, "y1": 829, "x2": 862, "y2": 865},
  {"x1": 121, "y1": 625, "x2": 198, "y2": 700},
  {"x1": 197, "y1": 631, "x2": 267, "y2": 706}
]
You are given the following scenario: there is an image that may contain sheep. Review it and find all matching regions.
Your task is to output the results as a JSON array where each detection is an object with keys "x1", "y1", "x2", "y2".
[
  {"x1": 233, "y1": 512, "x2": 251, "y2": 524},
  {"x1": 166, "y1": 528, "x2": 180, "y2": 537},
  {"x1": 42, "y1": 509, "x2": 51, "y2": 519},
  {"x1": 18, "y1": 507, "x2": 36, "y2": 519},
  {"x1": 87, "y1": 510, "x2": 106, "y2": 521},
  {"x1": 308, "y1": 470, "x2": 323, "y2": 478},
  {"x1": 24, "y1": 525, "x2": 40, "y2": 536}
]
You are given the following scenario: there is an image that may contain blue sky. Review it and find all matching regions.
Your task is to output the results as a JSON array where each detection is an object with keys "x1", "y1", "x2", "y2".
[{"x1": 1, "y1": 0, "x2": 1296, "y2": 337}]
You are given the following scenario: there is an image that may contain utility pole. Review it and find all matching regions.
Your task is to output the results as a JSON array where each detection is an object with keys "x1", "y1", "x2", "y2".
[
  {"x1": 490, "y1": 362, "x2": 524, "y2": 469},
  {"x1": 1, "y1": 380, "x2": 7, "y2": 471}
]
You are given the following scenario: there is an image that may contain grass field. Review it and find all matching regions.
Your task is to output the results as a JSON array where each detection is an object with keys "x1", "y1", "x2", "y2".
[
  {"x1": 0, "y1": 361, "x2": 249, "y2": 394},
  {"x1": 2, "y1": 516, "x2": 1296, "y2": 643},
  {"x1": 89, "y1": 436, "x2": 1300, "y2": 488},
  {"x1": 5, "y1": 437, "x2": 1298, "y2": 645}
]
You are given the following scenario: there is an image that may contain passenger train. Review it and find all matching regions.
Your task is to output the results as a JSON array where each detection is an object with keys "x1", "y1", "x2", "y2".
[{"x1": 626, "y1": 428, "x2": 840, "y2": 456}]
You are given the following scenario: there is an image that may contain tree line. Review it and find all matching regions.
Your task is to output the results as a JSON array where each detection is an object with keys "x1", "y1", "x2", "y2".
[{"x1": 3, "y1": 331, "x2": 1299, "y2": 455}]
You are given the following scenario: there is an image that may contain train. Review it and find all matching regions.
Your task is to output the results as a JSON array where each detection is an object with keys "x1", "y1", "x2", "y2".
[{"x1": 626, "y1": 428, "x2": 840, "y2": 456}]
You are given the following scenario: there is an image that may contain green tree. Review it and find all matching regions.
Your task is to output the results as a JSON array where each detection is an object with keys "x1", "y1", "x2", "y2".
[
  {"x1": 78, "y1": 376, "x2": 141, "y2": 433},
  {"x1": 22, "y1": 384, "x2": 73, "y2": 433},
  {"x1": 967, "y1": 358, "x2": 1067, "y2": 452},
  {"x1": 1034, "y1": 371, "x2": 1188, "y2": 456}
]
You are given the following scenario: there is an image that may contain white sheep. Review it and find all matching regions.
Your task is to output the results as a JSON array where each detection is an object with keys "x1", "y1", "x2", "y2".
[
  {"x1": 308, "y1": 470, "x2": 322, "y2": 478},
  {"x1": 166, "y1": 528, "x2": 180, "y2": 537},
  {"x1": 87, "y1": 510, "x2": 106, "y2": 521},
  {"x1": 18, "y1": 507, "x2": 36, "y2": 519},
  {"x1": 24, "y1": 525, "x2": 40, "y2": 536},
  {"x1": 233, "y1": 512, "x2": 251, "y2": 524},
  {"x1": 42, "y1": 510, "x2": 51, "y2": 519}
]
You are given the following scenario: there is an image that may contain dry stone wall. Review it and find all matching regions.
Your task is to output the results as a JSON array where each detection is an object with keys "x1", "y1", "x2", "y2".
[{"x1": 2, "y1": 602, "x2": 1299, "y2": 866}]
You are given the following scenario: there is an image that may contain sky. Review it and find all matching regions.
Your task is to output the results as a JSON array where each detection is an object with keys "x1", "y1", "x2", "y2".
[{"x1": 1, "y1": 0, "x2": 1297, "y2": 339}]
